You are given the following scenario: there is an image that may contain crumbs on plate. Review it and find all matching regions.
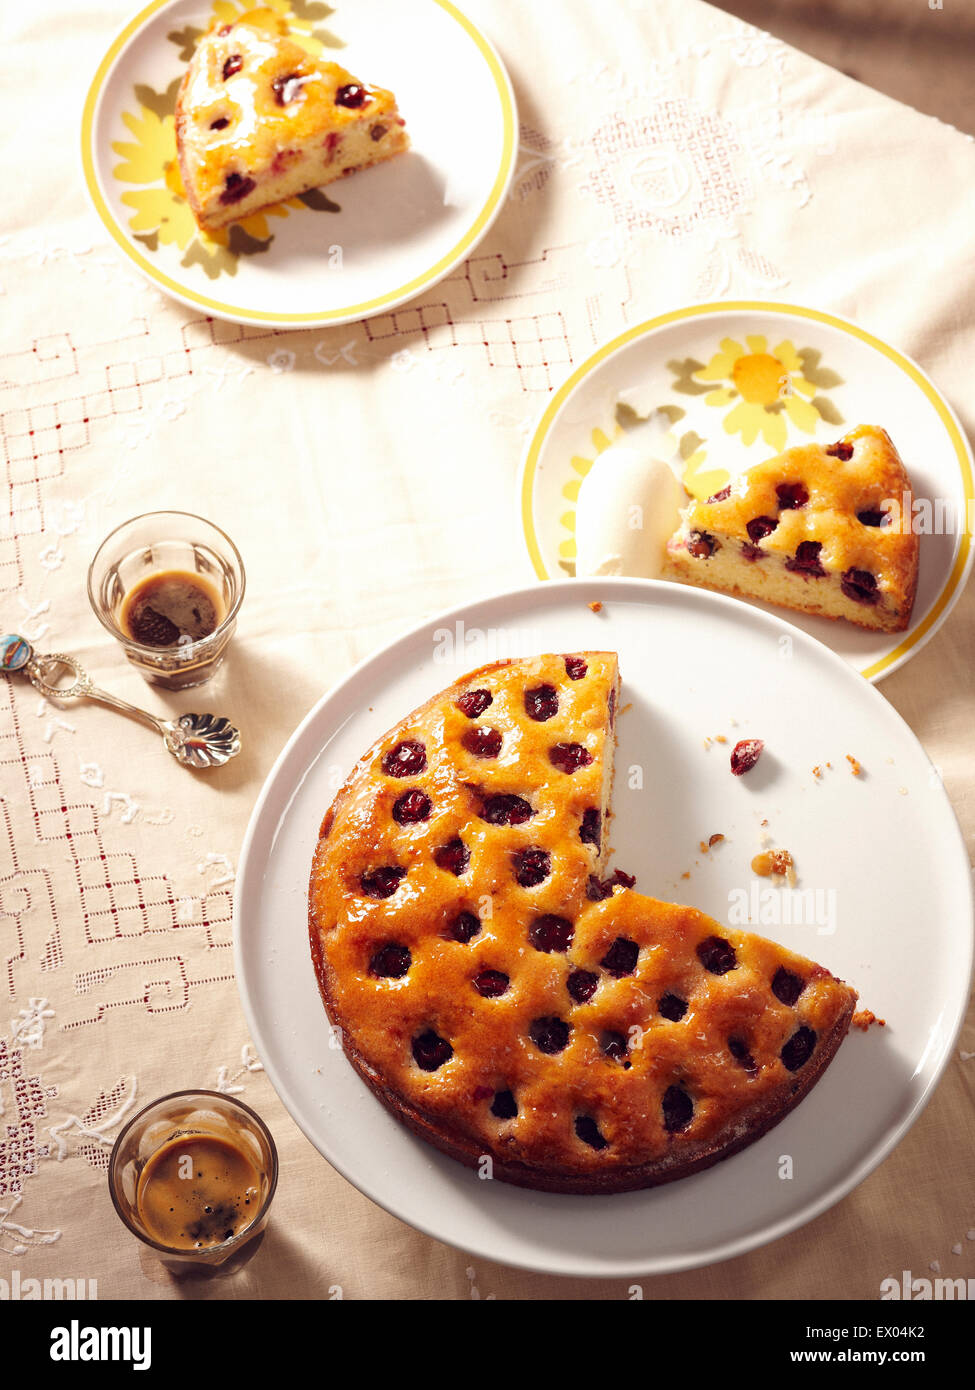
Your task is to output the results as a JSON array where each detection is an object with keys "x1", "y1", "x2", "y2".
[
  {"x1": 852, "y1": 1010, "x2": 886, "y2": 1031},
  {"x1": 751, "y1": 849, "x2": 797, "y2": 886}
]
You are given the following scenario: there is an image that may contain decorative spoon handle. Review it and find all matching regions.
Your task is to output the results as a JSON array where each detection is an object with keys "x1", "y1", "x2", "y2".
[
  {"x1": 1, "y1": 635, "x2": 241, "y2": 769},
  {"x1": 26, "y1": 652, "x2": 170, "y2": 737}
]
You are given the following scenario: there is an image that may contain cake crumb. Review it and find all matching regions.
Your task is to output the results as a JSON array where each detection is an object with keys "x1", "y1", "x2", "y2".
[
  {"x1": 898, "y1": 786, "x2": 908, "y2": 796},
  {"x1": 846, "y1": 754, "x2": 862, "y2": 777},
  {"x1": 852, "y1": 1010, "x2": 886, "y2": 1032},
  {"x1": 708, "y1": 833, "x2": 724, "y2": 849},
  {"x1": 588, "y1": 600, "x2": 603, "y2": 613},
  {"x1": 714, "y1": 734, "x2": 727, "y2": 744},
  {"x1": 751, "y1": 849, "x2": 796, "y2": 885},
  {"x1": 812, "y1": 765, "x2": 822, "y2": 779},
  {"x1": 680, "y1": 870, "x2": 691, "y2": 880}
]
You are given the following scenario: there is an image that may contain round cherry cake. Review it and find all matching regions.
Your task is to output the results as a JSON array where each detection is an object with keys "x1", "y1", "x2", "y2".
[{"x1": 308, "y1": 653, "x2": 857, "y2": 1193}]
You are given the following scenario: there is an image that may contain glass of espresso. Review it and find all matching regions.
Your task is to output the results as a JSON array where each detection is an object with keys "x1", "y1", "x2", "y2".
[
  {"x1": 88, "y1": 512, "x2": 245, "y2": 690},
  {"x1": 108, "y1": 1091, "x2": 278, "y2": 1274}
]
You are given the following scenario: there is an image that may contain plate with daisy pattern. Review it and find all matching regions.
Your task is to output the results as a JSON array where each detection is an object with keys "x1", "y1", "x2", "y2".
[
  {"x1": 82, "y1": 0, "x2": 517, "y2": 326},
  {"x1": 519, "y1": 302, "x2": 974, "y2": 681}
]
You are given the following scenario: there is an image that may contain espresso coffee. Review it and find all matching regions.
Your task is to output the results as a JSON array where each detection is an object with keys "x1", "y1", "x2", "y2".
[
  {"x1": 119, "y1": 569, "x2": 225, "y2": 648},
  {"x1": 135, "y1": 1133, "x2": 263, "y2": 1250}
]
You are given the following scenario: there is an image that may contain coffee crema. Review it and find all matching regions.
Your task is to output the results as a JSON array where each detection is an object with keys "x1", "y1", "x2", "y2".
[
  {"x1": 119, "y1": 569, "x2": 225, "y2": 648},
  {"x1": 135, "y1": 1133, "x2": 263, "y2": 1250}
]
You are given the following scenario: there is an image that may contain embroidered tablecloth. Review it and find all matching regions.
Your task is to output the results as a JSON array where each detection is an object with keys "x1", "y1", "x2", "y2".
[{"x1": 3, "y1": 0, "x2": 973, "y2": 1300}]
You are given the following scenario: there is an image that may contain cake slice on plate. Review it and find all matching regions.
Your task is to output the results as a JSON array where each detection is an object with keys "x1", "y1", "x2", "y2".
[
  {"x1": 175, "y1": 7, "x2": 409, "y2": 233},
  {"x1": 663, "y1": 425, "x2": 918, "y2": 633},
  {"x1": 308, "y1": 652, "x2": 858, "y2": 1194}
]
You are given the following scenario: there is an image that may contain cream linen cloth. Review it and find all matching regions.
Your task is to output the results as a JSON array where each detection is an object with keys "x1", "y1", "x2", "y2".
[{"x1": 1, "y1": 0, "x2": 973, "y2": 1300}]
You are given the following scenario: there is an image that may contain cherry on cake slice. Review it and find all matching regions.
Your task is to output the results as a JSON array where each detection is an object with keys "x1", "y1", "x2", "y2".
[
  {"x1": 662, "y1": 425, "x2": 919, "y2": 633},
  {"x1": 175, "y1": 7, "x2": 409, "y2": 233}
]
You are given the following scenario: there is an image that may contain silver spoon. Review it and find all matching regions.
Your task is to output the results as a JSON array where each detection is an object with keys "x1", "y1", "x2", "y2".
[{"x1": 1, "y1": 635, "x2": 240, "y2": 770}]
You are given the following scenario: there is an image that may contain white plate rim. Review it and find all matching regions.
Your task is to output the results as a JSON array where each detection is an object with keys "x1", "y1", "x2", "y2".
[
  {"x1": 80, "y1": 0, "x2": 518, "y2": 327},
  {"x1": 518, "y1": 301, "x2": 975, "y2": 684},
  {"x1": 233, "y1": 575, "x2": 974, "y2": 1278}
]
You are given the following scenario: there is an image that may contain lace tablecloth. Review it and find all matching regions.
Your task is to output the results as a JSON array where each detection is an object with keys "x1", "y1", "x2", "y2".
[{"x1": 3, "y1": 0, "x2": 973, "y2": 1299}]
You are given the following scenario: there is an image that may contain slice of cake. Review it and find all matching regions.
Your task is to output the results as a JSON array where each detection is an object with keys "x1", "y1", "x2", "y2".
[
  {"x1": 663, "y1": 426, "x2": 918, "y2": 633},
  {"x1": 175, "y1": 7, "x2": 409, "y2": 233},
  {"x1": 308, "y1": 653, "x2": 858, "y2": 1194}
]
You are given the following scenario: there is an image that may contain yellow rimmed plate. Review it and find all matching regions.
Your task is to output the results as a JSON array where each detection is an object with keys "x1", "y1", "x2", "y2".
[
  {"x1": 520, "y1": 302, "x2": 974, "y2": 682},
  {"x1": 82, "y1": 0, "x2": 517, "y2": 326}
]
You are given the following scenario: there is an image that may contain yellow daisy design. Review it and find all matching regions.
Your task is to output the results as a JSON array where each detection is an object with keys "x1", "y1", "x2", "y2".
[
  {"x1": 679, "y1": 442, "x2": 726, "y2": 503},
  {"x1": 672, "y1": 335, "x2": 843, "y2": 452},
  {"x1": 559, "y1": 426, "x2": 619, "y2": 565},
  {"x1": 114, "y1": 104, "x2": 198, "y2": 252},
  {"x1": 207, "y1": 0, "x2": 341, "y2": 58}
]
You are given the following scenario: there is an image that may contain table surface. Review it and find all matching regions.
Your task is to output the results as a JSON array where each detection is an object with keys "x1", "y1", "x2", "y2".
[{"x1": 3, "y1": 0, "x2": 974, "y2": 1300}]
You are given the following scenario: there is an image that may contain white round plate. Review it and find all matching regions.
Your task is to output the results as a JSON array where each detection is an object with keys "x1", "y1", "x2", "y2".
[
  {"x1": 520, "y1": 303, "x2": 974, "y2": 683},
  {"x1": 234, "y1": 578, "x2": 972, "y2": 1278},
  {"x1": 82, "y1": 0, "x2": 516, "y2": 326}
]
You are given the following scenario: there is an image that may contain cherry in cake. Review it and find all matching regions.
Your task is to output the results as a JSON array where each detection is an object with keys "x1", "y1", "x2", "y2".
[
  {"x1": 663, "y1": 426, "x2": 918, "y2": 633},
  {"x1": 308, "y1": 653, "x2": 858, "y2": 1194},
  {"x1": 175, "y1": 9, "x2": 409, "y2": 233}
]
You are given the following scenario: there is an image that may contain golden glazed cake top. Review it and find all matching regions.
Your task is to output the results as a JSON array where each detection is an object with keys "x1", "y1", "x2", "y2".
[
  {"x1": 308, "y1": 653, "x2": 856, "y2": 1190},
  {"x1": 312, "y1": 652, "x2": 619, "y2": 929},
  {"x1": 675, "y1": 425, "x2": 918, "y2": 594},
  {"x1": 177, "y1": 8, "x2": 401, "y2": 207}
]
